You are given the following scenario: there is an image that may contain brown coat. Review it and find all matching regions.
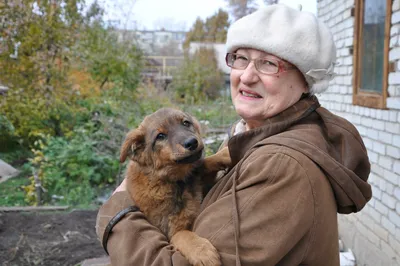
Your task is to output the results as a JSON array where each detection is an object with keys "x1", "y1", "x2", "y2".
[{"x1": 96, "y1": 95, "x2": 371, "y2": 266}]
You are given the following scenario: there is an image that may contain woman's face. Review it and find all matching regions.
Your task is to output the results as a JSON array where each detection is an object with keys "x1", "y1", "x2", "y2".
[{"x1": 230, "y1": 48, "x2": 308, "y2": 129}]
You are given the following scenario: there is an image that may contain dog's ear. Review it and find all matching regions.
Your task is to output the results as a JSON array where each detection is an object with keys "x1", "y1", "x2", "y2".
[{"x1": 120, "y1": 128, "x2": 145, "y2": 163}]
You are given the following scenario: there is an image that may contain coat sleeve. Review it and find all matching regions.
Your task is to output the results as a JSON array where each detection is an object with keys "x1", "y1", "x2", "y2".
[
  {"x1": 96, "y1": 191, "x2": 191, "y2": 266},
  {"x1": 193, "y1": 146, "x2": 316, "y2": 266},
  {"x1": 95, "y1": 146, "x2": 315, "y2": 266}
]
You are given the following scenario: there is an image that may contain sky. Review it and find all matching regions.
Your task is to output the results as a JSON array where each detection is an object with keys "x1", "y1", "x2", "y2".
[{"x1": 89, "y1": 0, "x2": 317, "y2": 31}]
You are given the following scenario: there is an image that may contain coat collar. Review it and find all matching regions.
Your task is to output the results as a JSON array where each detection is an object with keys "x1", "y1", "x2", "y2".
[{"x1": 228, "y1": 95, "x2": 320, "y2": 165}]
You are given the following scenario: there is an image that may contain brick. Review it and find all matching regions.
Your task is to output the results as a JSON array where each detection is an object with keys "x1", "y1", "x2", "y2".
[
  {"x1": 386, "y1": 97, "x2": 400, "y2": 110},
  {"x1": 343, "y1": 17, "x2": 353, "y2": 29},
  {"x1": 372, "y1": 140, "x2": 385, "y2": 155},
  {"x1": 379, "y1": 177, "x2": 386, "y2": 191},
  {"x1": 343, "y1": 95, "x2": 352, "y2": 103},
  {"x1": 383, "y1": 169, "x2": 399, "y2": 185},
  {"x1": 380, "y1": 239, "x2": 397, "y2": 259},
  {"x1": 386, "y1": 181, "x2": 395, "y2": 195},
  {"x1": 368, "y1": 150, "x2": 379, "y2": 163},
  {"x1": 390, "y1": 36, "x2": 399, "y2": 48},
  {"x1": 388, "y1": 236, "x2": 400, "y2": 258},
  {"x1": 369, "y1": 172, "x2": 379, "y2": 186},
  {"x1": 369, "y1": 198, "x2": 376, "y2": 208},
  {"x1": 378, "y1": 131, "x2": 392, "y2": 144},
  {"x1": 366, "y1": 128, "x2": 379, "y2": 140},
  {"x1": 389, "y1": 210, "x2": 400, "y2": 227},
  {"x1": 389, "y1": 111, "x2": 398, "y2": 122},
  {"x1": 391, "y1": 24, "x2": 400, "y2": 36},
  {"x1": 343, "y1": 75, "x2": 352, "y2": 85},
  {"x1": 382, "y1": 216, "x2": 396, "y2": 235},
  {"x1": 372, "y1": 163, "x2": 385, "y2": 176},
  {"x1": 364, "y1": 137, "x2": 372, "y2": 149},
  {"x1": 358, "y1": 221, "x2": 380, "y2": 244},
  {"x1": 376, "y1": 109, "x2": 383, "y2": 119},
  {"x1": 389, "y1": 47, "x2": 400, "y2": 61},
  {"x1": 389, "y1": 72, "x2": 400, "y2": 85},
  {"x1": 394, "y1": 0, "x2": 400, "y2": 12},
  {"x1": 387, "y1": 145, "x2": 400, "y2": 159},
  {"x1": 394, "y1": 160, "x2": 400, "y2": 175},
  {"x1": 388, "y1": 86, "x2": 400, "y2": 96},
  {"x1": 375, "y1": 200, "x2": 389, "y2": 215},
  {"x1": 372, "y1": 185, "x2": 382, "y2": 200},
  {"x1": 382, "y1": 193, "x2": 396, "y2": 209},
  {"x1": 378, "y1": 156, "x2": 394, "y2": 170},
  {"x1": 382, "y1": 110, "x2": 390, "y2": 120},
  {"x1": 371, "y1": 120, "x2": 385, "y2": 130},
  {"x1": 385, "y1": 121, "x2": 400, "y2": 134},
  {"x1": 393, "y1": 135, "x2": 400, "y2": 147},
  {"x1": 370, "y1": 108, "x2": 377, "y2": 118},
  {"x1": 361, "y1": 117, "x2": 373, "y2": 127},
  {"x1": 344, "y1": 37, "x2": 353, "y2": 47},
  {"x1": 395, "y1": 187, "x2": 400, "y2": 200},
  {"x1": 367, "y1": 205, "x2": 382, "y2": 223},
  {"x1": 347, "y1": 66, "x2": 352, "y2": 75},
  {"x1": 393, "y1": 11, "x2": 400, "y2": 24},
  {"x1": 372, "y1": 222, "x2": 389, "y2": 242},
  {"x1": 359, "y1": 212, "x2": 375, "y2": 230}
]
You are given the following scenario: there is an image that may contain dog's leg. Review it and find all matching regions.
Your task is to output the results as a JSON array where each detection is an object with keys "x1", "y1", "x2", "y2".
[
  {"x1": 168, "y1": 193, "x2": 220, "y2": 266},
  {"x1": 204, "y1": 147, "x2": 231, "y2": 171},
  {"x1": 171, "y1": 230, "x2": 221, "y2": 266},
  {"x1": 202, "y1": 147, "x2": 231, "y2": 185}
]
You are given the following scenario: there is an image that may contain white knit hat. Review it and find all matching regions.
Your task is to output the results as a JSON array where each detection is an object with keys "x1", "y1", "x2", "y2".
[{"x1": 226, "y1": 4, "x2": 337, "y2": 94}]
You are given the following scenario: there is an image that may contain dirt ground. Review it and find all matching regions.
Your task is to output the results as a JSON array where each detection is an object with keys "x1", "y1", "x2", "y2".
[{"x1": 0, "y1": 209, "x2": 105, "y2": 266}]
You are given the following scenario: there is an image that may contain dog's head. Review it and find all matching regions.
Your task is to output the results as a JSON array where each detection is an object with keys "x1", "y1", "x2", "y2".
[{"x1": 120, "y1": 108, "x2": 205, "y2": 181}]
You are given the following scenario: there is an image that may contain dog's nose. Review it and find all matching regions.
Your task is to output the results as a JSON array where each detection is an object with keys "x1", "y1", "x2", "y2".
[{"x1": 183, "y1": 137, "x2": 198, "y2": 151}]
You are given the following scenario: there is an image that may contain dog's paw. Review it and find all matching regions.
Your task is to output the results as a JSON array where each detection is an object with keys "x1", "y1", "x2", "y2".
[
  {"x1": 171, "y1": 230, "x2": 221, "y2": 266},
  {"x1": 189, "y1": 236, "x2": 221, "y2": 266}
]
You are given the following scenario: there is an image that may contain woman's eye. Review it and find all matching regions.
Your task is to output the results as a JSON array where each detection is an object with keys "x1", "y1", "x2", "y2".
[
  {"x1": 182, "y1": 120, "x2": 191, "y2": 127},
  {"x1": 260, "y1": 59, "x2": 277, "y2": 67},
  {"x1": 156, "y1": 133, "x2": 167, "y2": 141},
  {"x1": 236, "y1": 56, "x2": 248, "y2": 62}
]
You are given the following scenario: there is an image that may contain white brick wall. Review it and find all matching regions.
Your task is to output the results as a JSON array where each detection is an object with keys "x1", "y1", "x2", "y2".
[{"x1": 317, "y1": 0, "x2": 400, "y2": 265}]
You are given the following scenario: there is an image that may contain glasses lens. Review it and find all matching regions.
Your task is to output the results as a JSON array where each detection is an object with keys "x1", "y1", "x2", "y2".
[
  {"x1": 227, "y1": 53, "x2": 248, "y2": 69},
  {"x1": 256, "y1": 58, "x2": 279, "y2": 74}
]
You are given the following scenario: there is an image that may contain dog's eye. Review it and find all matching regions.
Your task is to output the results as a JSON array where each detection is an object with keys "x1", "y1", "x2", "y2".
[
  {"x1": 156, "y1": 133, "x2": 167, "y2": 141},
  {"x1": 182, "y1": 120, "x2": 191, "y2": 127}
]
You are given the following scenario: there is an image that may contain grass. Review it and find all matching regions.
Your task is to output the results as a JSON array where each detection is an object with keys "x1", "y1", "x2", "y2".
[{"x1": 0, "y1": 174, "x2": 30, "y2": 206}]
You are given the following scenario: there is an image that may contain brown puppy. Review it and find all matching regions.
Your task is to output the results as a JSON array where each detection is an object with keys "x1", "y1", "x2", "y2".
[{"x1": 120, "y1": 108, "x2": 231, "y2": 266}]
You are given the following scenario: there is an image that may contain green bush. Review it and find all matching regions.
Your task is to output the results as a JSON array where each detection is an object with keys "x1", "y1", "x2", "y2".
[{"x1": 26, "y1": 122, "x2": 120, "y2": 207}]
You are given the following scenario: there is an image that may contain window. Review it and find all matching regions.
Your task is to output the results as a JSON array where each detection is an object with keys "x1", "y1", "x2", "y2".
[{"x1": 353, "y1": 0, "x2": 391, "y2": 108}]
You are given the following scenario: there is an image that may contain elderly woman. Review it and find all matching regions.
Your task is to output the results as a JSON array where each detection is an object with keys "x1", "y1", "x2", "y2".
[{"x1": 96, "y1": 4, "x2": 371, "y2": 266}]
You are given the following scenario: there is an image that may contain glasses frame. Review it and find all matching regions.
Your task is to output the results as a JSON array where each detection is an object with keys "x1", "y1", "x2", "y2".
[{"x1": 225, "y1": 53, "x2": 296, "y2": 75}]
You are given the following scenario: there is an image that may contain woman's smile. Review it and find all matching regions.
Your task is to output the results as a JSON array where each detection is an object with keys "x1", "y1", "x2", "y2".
[{"x1": 239, "y1": 89, "x2": 262, "y2": 99}]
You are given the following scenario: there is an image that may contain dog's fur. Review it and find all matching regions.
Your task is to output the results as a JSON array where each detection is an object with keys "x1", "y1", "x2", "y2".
[{"x1": 120, "y1": 108, "x2": 231, "y2": 266}]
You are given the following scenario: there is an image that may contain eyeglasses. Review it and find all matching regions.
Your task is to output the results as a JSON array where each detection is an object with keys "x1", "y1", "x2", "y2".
[{"x1": 225, "y1": 53, "x2": 296, "y2": 75}]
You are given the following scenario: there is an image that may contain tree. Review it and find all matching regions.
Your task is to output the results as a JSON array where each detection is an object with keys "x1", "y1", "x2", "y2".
[
  {"x1": 205, "y1": 9, "x2": 230, "y2": 43},
  {"x1": 76, "y1": 21, "x2": 143, "y2": 92},
  {"x1": 183, "y1": 9, "x2": 230, "y2": 48},
  {"x1": 264, "y1": 0, "x2": 279, "y2": 4},
  {"x1": 0, "y1": 0, "x2": 142, "y2": 146},
  {"x1": 0, "y1": 0, "x2": 87, "y2": 144},
  {"x1": 172, "y1": 47, "x2": 224, "y2": 103},
  {"x1": 225, "y1": 0, "x2": 258, "y2": 21},
  {"x1": 183, "y1": 18, "x2": 206, "y2": 49},
  {"x1": 225, "y1": 0, "x2": 280, "y2": 21}
]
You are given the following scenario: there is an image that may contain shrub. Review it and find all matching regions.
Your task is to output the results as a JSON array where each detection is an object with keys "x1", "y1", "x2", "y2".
[{"x1": 24, "y1": 122, "x2": 120, "y2": 206}]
